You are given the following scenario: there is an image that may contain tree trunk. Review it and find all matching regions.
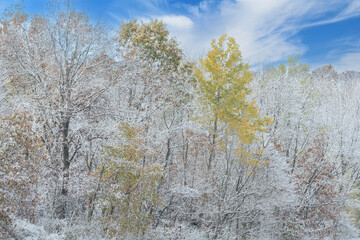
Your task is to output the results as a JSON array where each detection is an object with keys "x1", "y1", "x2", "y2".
[{"x1": 57, "y1": 118, "x2": 70, "y2": 219}]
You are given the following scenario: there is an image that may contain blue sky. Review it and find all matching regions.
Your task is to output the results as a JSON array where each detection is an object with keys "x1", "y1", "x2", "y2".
[{"x1": 1, "y1": 0, "x2": 360, "y2": 71}]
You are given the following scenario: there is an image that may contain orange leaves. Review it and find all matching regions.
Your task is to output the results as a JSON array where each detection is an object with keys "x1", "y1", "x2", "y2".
[
  {"x1": 284, "y1": 133, "x2": 341, "y2": 238},
  {"x1": 0, "y1": 3, "x2": 28, "y2": 32},
  {"x1": 0, "y1": 112, "x2": 47, "y2": 234}
]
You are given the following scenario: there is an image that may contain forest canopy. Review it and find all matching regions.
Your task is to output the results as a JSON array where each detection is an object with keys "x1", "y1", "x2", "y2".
[{"x1": 1, "y1": 1, "x2": 360, "y2": 239}]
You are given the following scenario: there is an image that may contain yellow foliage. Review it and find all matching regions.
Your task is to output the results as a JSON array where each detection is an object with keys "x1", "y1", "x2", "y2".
[
  {"x1": 98, "y1": 123, "x2": 163, "y2": 237},
  {"x1": 194, "y1": 34, "x2": 272, "y2": 166}
]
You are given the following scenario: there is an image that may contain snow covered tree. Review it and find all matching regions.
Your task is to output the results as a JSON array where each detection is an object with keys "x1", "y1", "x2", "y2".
[
  {"x1": 0, "y1": 112, "x2": 47, "y2": 238},
  {"x1": 194, "y1": 34, "x2": 272, "y2": 170},
  {"x1": 99, "y1": 123, "x2": 163, "y2": 237},
  {"x1": 0, "y1": 3, "x2": 118, "y2": 220},
  {"x1": 119, "y1": 19, "x2": 183, "y2": 72},
  {"x1": 1, "y1": 1, "x2": 359, "y2": 239},
  {"x1": 252, "y1": 57, "x2": 354, "y2": 238},
  {"x1": 190, "y1": 34, "x2": 273, "y2": 238}
]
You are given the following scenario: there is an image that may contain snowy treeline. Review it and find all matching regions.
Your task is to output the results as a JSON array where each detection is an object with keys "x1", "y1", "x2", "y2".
[{"x1": 1, "y1": 3, "x2": 360, "y2": 240}]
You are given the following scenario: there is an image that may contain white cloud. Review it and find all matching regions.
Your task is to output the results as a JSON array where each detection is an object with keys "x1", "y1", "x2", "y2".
[
  {"x1": 162, "y1": 0, "x2": 360, "y2": 64},
  {"x1": 317, "y1": 38, "x2": 360, "y2": 71},
  {"x1": 157, "y1": 15, "x2": 193, "y2": 30},
  {"x1": 199, "y1": 0, "x2": 209, "y2": 11},
  {"x1": 339, "y1": 0, "x2": 360, "y2": 18},
  {"x1": 187, "y1": 0, "x2": 212, "y2": 18},
  {"x1": 333, "y1": 52, "x2": 360, "y2": 72},
  {"x1": 108, "y1": 0, "x2": 360, "y2": 65},
  {"x1": 215, "y1": 0, "x2": 313, "y2": 63}
]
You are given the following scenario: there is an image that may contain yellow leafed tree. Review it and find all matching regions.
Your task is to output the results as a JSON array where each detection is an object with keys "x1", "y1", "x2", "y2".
[
  {"x1": 98, "y1": 123, "x2": 163, "y2": 237},
  {"x1": 194, "y1": 34, "x2": 272, "y2": 169}
]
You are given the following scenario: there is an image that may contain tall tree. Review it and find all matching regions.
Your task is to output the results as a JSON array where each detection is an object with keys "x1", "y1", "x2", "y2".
[
  {"x1": 192, "y1": 34, "x2": 272, "y2": 239},
  {"x1": 194, "y1": 34, "x2": 271, "y2": 170},
  {"x1": 0, "y1": 3, "x2": 118, "y2": 219}
]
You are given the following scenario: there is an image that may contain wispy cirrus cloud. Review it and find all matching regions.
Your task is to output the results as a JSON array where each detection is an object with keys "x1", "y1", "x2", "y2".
[
  {"x1": 176, "y1": 0, "x2": 360, "y2": 64},
  {"x1": 323, "y1": 38, "x2": 360, "y2": 71},
  {"x1": 108, "y1": 0, "x2": 360, "y2": 68},
  {"x1": 333, "y1": 52, "x2": 360, "y2": 72}
]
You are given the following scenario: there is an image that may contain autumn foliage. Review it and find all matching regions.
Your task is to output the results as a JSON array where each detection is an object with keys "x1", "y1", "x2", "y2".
[{"x1": 0, "y1": 2, "x2": 359, "y2": 240}]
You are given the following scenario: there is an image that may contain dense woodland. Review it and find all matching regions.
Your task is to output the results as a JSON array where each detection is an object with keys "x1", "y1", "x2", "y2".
[{"x1": 1, "y1": 2, "x2": 360, "y2": 239}]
